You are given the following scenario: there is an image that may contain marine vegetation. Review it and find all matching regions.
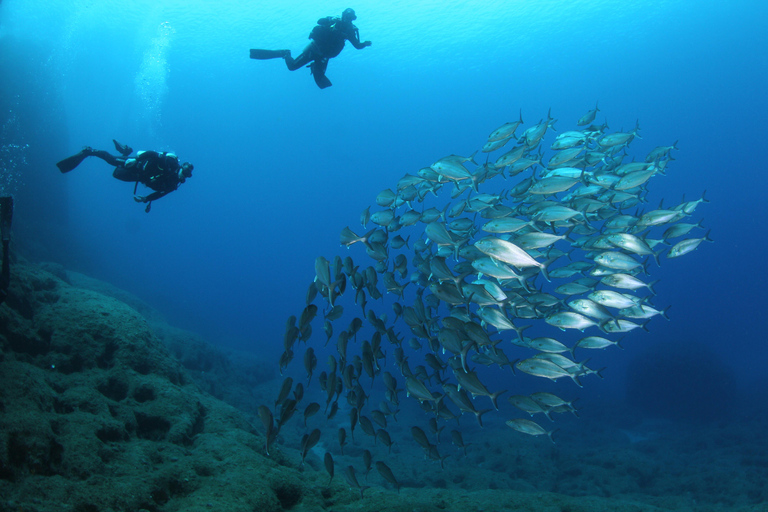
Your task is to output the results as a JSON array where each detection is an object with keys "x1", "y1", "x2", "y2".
[{"x1": 261, "y1": 106, "x2": 710, "y2": 491}]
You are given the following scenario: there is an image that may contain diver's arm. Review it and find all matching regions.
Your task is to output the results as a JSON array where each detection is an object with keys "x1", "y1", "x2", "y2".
[{"x1": 347, "y1": 26, "x2": 371, "y2": 49}]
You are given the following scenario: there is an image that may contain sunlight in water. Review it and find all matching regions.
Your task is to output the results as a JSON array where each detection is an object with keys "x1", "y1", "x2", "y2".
[{"x1": 134, "y1": 21, "x2": 176, "y2": 136}]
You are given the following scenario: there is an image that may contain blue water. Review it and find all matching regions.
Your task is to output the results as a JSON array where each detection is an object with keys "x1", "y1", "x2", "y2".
[{"x1": 2, "y1": 0, "x2": 767, "y2": 497}]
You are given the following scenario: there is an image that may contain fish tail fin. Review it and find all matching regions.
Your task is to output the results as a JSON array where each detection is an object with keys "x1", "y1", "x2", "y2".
[
  {"x1": 340, "y1": 226, "x2": 360, "y2": 246},
  {"x1": 475, "y1": 408, "x2": 492, "y2": 427},
  {"x1": 647, "y1": 279, "x2": 659, "y2": 295},
  {"x1": 546, "y1": 107, "x2": 557, "y2": 130},
  {"x1": 662, "y1": 305, "x2": 672, "y2": 320},
  {"x1": 704, "y1": 229, "x2": 713, "y2": 243},
  {"x1": 439, "y1": 202, "x2": 450, "y2": 222},
  {"x1": 490, "y1": 389, "x2": 507, "y2": 411},
  {"x1": 540, "y1": 262, "x2": 550, "y2": 282},
  {"x1": 563, "y1": 225, "x2": 576, "y2": 243},
  {"x1": 460, "y1": 342, "x2": 475, "y2": 373},
  {"x1": 570, "y1": 398, "x2": 581, "y2": 417},
  {"x1": 513, "y1": 324, "x2": 531, "y2": 343},
  {"x1": 570, "y1": 374, "x2": 583, "y2": 388},
  {"x1": 641, "y1": 257, "x2": 650, "y2": 276},
  {"x1": 548, "y1": 428, "x2": 559, "y2": 444}
]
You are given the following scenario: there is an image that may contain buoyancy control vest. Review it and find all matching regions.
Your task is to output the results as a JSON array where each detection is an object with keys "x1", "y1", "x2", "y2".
[{"x1": 309, "y1": 17, "x2": 348, "y2": 58}]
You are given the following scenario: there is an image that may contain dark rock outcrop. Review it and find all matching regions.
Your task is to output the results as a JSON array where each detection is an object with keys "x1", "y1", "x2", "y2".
[{"x1": 0, "y1": 261, "x2": 326, "y2": 511}]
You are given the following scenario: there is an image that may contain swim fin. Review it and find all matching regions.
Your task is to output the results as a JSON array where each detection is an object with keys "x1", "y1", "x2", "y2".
[
  {"x1": 56, "y1": 148, "x2": 92, "y2": 173},
  {"x1": 250, "y1": 49, "x2": 290, "y2": 60},
  {"x1": 310, "y1": 61, "x2": 332, "y2": 89},
  {"x1": 113, "y1": 139, "x2": 133, "y2": 156},
  {"x1": 313, "y1": 73, "x2": 332, "y2": 89}
]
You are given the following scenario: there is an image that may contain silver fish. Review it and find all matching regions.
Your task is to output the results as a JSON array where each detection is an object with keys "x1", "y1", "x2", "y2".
[
  {"x1": 588, "y1": 290, "x2": 642, "y2": 310},
  {"x1": 487, "y1": 110, "x2": 524, "y2": 142},
  {"x1": 600, "y1": 273, "x2": 657, "y2": 294},
  {"x1": 667, "y1": 231, "x2": 713, "y2": 258},
  {"x1": 545, "y1": 311, "x2": 598, "y2": 332},
  {"x1": 475, "y1": 236, "x2": 548, "y2": 279},
  {"x1": 577, "y1": 101, "x2": 599, "y2": 126},
  {"x1": 506, "y1": 418, "x2": 557, "y2": 443},
  {"x1": 516, "y1": 358, "x2": 582, "y2": 386}
]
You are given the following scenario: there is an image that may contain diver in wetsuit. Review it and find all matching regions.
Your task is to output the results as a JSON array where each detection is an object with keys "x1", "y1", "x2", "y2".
[
  {"x1": 250, "y1": 8, "x2": 371, "y2": 89},
  {"x1": 56, "y1": 140, "x2": 193, "y2": 213}
]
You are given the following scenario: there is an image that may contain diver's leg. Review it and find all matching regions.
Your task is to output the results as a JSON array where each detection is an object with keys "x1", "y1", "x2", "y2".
[
  {"x1": 311, "y1": 59, "x2": 332, "y2": 89},
  {"x1": 112, "y1": 165, "x2": 140, "y2": 183},
  {"x1": 250, "y1": 49, "x2": 291, "y2": 60},
  {"x1": 285, "y1": 43, "x2": 318, "y2": 71},
  {"x1": 89, "y1": 150, "x2": 123, "y2": 167}
]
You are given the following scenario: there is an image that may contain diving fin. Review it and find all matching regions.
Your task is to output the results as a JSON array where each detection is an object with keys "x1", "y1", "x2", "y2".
[
  {"x1": 313, "y1": 74, "x2": 332, "y2": 89},
  {"x1": 250, "y1": 49, "x2": 290, "y2": 60},
  {"x1": 56, "y1": 148, "x2": 92, "y2": 173},
  {"x1": 112, "y1": 139, "x2": 133, "y2": 157},
  {"x1": 310, "y1": 62, "x2": 332, "y2": 89}
]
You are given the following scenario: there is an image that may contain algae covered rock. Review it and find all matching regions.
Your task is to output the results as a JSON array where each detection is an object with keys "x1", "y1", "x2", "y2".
[{"x1": 0, "y1": 262, "x2": 322, "y2": 511}]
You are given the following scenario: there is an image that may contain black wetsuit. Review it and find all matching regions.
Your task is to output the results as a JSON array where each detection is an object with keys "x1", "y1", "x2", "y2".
[
  {"x1": 285, "y1": 17, "x2": 368, "y2": 88},
  {"x1": 90, "y1": 149, "x2": 183, "y2": 203}
]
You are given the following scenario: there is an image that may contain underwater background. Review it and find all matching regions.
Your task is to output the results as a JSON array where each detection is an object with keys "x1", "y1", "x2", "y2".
[{"x1": 1, "y1": 0, "x2": 767, "y2": 510}]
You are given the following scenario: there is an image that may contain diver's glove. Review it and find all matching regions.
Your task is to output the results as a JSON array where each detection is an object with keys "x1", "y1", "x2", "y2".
[
  {"x1": 134, "y1": 195, "x2": 147, "y2": 203},
  {"x1": 363, "y1": 41, "x2": 372, "y2": 47}
]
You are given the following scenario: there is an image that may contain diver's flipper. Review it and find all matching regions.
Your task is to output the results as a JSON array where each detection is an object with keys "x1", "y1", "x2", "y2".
[
  {"x1": 112, "y1": 139, "x2": 133, "y2": 157},
  {"x1": 250, "y1": 49, "x2": 290, "y2": 60},
  {"x1": 313, "y1": 74, "x2": 332, "y2": 89},
  {"x1": 56, "y1": 149, "x2": 91, "y2": 173},
  {"x1": 310, "y1": 60, "x2": 332, "y2": 89}
]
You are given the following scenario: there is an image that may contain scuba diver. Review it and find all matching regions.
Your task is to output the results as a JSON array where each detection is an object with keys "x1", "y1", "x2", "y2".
[
  {"x1": 250, "y1": 8, "x2": 371, "y2": 89},
  {"x1": 56, "y1": 140, "x2": 193, "y2": 213},
  {"x1": 0, "y1": 196, "x2": 12, "y2": 305}
]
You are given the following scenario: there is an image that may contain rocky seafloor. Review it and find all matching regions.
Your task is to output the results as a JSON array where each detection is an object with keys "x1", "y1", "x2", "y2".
[{"x1": 1, "y1": 258, "x2": 766, "y2": 512}]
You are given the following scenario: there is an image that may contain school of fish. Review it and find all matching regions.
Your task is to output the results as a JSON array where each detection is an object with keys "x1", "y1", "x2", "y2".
[{"x1": 259, "y1": 104, "x2": 711, "y2": 494}]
